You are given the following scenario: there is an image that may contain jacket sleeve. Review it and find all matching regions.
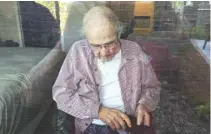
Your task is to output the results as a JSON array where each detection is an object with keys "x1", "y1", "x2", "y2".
[
  {"x1": 52, "y1": 44, "x2": 100, "y2": 119},
  {"x1": 138, "y1": 49, "x2": 161, "y2": 112}
]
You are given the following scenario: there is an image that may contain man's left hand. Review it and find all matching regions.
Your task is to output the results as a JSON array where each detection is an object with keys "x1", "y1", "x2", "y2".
[{"x1": 135, "y1": 104, "x2": 150, "y2": 127}]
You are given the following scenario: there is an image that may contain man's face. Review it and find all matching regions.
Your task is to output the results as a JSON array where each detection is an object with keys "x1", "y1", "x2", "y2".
[
  {"x1": 84, "y1": 11, "x2": 121, "y2": 62},
  {"x1": 86, "y1": 22, "x2": 121, "y2": 62},
  {"x1": 90, "y1": 39, "x2": 120, "y2": 62}
]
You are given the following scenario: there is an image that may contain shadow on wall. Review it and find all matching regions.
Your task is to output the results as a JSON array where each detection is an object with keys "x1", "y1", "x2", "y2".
[
  {"x1": 19, "y1": 1, "x2": 60, "y2": 48},
  {"x1": 0, "y1": 39, "x2": 19, "y2": 47}
]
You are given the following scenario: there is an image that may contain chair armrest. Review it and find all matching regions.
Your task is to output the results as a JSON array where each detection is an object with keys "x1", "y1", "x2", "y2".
[{"x1": 0, "y1": 48, "x2": 66, "y2": 134}]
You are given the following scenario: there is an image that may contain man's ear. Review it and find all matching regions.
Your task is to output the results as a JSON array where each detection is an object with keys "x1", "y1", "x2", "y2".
[{"x1": 117, "y1": 22, "x2": 123, "y2": 39}]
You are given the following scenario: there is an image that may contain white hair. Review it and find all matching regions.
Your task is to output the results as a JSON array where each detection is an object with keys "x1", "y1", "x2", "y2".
[{"x1": 80, "y1": 6, "x2": 123, "y2": 39}]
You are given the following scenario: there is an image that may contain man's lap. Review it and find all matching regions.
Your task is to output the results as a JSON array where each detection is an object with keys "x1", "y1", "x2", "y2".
[
  {"x1": 83, "y1": 124, "x2": 119, "y2": 134},
  {"x1": 83, "y1": 123, "x2": 156, "y2": 134}
]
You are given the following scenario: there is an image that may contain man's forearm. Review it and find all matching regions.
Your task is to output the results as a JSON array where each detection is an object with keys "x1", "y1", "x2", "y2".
[
  {"x1": 138, "y1": 52, "x2": 161, "y2": 112},
  {"x1": 53, "y1": 86, "x2": 100, "y2": 119},
  {"x1": 138, "y1": 87, "x2": 161, "y2": 112}
]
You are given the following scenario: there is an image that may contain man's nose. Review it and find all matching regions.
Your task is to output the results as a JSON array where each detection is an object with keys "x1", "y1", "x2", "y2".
[{"x1": 101, "y1": 45, "x2": 107, "y2": 51}]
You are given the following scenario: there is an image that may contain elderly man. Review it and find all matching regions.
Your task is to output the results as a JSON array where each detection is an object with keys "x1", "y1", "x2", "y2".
[{"x1": 53, "y1": 6, "x2": 161, "y2": 134}]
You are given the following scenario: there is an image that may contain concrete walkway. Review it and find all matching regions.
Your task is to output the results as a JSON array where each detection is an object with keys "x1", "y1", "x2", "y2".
[{"x1": 191, "y1": 39, "x2": 210, "y2": 64}]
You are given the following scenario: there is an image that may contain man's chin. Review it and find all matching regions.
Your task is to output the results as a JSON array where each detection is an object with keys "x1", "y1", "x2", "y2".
[{"x1": 99, "y1": 57, "x2": 112, "y2": 62}]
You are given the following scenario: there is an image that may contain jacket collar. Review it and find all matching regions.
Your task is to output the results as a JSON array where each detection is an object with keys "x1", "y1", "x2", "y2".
[{"x1": 119, "y1": 39, "x2": 137, "y2": 62}]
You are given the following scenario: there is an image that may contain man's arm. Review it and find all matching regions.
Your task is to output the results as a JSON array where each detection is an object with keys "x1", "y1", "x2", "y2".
[
  {"x1": 52, "y1": 44, "x2": 100, "y2": 119},
  {"x1": 138, "y1": 58, "x2": 161, "y2": 112}
]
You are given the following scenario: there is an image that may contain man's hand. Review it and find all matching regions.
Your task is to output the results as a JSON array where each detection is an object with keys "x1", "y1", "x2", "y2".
[
  {"x1": 136, "y1": 104, "x2": 150, "y2": 127},
  {"x1": 98, "y1": 107, "x2": 132, "y2": 130}
]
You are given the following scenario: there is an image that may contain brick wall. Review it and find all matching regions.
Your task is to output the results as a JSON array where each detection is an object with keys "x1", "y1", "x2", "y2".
[{"x1": 106, "y1": 1, "x2": 135, "y2": 24}]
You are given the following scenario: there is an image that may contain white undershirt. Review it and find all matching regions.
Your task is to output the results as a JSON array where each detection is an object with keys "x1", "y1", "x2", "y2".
[{"x1": 92, "y1": 50, "x2": 125, "y2": 125}]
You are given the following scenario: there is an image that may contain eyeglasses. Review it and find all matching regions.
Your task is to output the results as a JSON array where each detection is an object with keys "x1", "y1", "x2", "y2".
[{"x1": 90, "y1": 39, "x2": 119, "y2": 51}]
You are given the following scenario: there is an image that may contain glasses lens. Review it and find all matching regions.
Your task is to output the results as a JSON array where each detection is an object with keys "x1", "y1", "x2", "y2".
[{"x1": 90, "y1": 39, "x2": 118, "y2": 51}]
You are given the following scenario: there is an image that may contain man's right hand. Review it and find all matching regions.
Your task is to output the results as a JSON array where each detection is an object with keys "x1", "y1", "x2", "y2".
[{"x1": 98, "y1": 106, "x2": 132, "y2": 130}]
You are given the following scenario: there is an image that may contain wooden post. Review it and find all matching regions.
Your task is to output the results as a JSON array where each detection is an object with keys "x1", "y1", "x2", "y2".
[{"x1": 54, "y1": 1, "x2": 60, "y2": 32}]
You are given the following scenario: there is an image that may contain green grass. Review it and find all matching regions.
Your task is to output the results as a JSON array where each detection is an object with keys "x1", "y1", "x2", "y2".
[
  {"x1": 196, "y1": 102, "x2": 210, "y2": 118},
  {"x1": 184, "y1": 26, "x2": 206, "y2": 39}
]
